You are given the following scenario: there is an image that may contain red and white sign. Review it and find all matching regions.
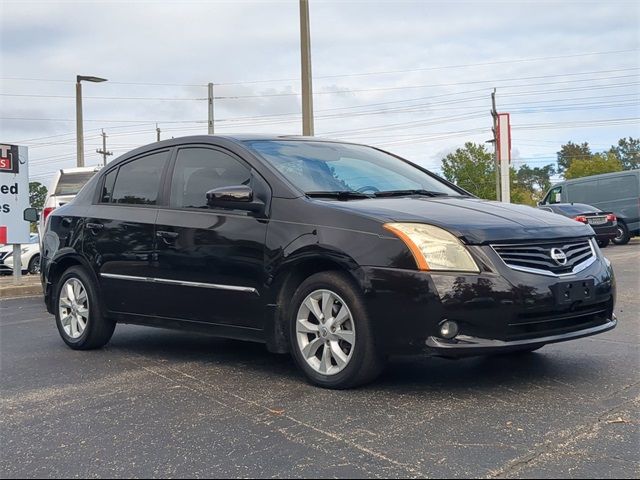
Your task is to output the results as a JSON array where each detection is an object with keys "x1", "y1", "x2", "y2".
[
  {"x1": 0, "y1": 145, "x2": 15, "y2": 172},
  {"x1": 0, "y1": 144, "x2": 30, "y2": 244}
]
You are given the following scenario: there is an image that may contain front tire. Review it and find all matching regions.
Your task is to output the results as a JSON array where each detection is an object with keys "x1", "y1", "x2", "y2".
[
  {"x1": 597, "y1": 239, "x2": 609, "y2": 248},
  {"x1": 55, "y1": 266, "x2": 115, "y2": 350},
  {"x1": 612, "y1": 222, "x2": 631, "y2": 245},
  {"x1": 289, "y1": 271, "x2": 385, "y2": 389}
]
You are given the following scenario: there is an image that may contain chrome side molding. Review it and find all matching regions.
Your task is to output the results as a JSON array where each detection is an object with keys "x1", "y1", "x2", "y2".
[{"x1": 100, "y1": 273, "x2": 259, "y2": 295}]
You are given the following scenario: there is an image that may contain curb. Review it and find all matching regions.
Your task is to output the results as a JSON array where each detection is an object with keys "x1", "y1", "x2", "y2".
[{"x1": 0, "y1": 285, "x2": 43, "y2": 299}]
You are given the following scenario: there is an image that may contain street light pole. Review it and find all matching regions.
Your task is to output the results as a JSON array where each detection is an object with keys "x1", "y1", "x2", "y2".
[
  {"x1": 76, "y1": 75, "x2": 108, "y2": 167},
  {"x1": 300, "y1": 0, "x2": 314, "y2": 136}
]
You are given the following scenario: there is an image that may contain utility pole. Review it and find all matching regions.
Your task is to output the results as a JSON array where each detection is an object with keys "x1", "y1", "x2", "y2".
[
  {"x1": 491, "y1": 88, "x2": 500, "y2": 201},
  {"x1": 96, "y1": 129, "x2": 113, "y2": 166},
  {"x1": 300, "y1": 0, "x2": 314, "y2": 136},
  {"x1": 156, "y1": 123, "x2": 161, "y2": 141},
  {"x1": 208, "y1": 83, "x2": 214, "y2": 134}
]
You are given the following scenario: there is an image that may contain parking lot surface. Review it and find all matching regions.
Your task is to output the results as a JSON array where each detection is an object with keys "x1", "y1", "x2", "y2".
[{"x1": 1, "y1": 242, "x2": 639, "y2": 478}]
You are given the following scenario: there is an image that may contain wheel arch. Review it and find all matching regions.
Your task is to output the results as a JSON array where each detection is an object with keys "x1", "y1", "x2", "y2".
[
  {"x1": 264, "y1": 247, "x2": 365, "y2": 354},
  {"x1": 45, "y1": 251, "x2": 99, "y2": 313}
]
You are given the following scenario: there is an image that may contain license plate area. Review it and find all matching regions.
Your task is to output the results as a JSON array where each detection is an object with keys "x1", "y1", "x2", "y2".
[
  {"x1": 587, "y1": 217, "x2": 606, "y2": 225},
  {"x1": 551, "y1": 280, "x2": 595, "y2": 305}
]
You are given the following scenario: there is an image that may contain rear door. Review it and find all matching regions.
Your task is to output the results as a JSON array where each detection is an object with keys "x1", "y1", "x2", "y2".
[
  {"x1": 152, "y1": 145, "x2": 269, "y2": 330},
  {"x1": 83, "y1": 149, "x2": 171, "y2": 315}
]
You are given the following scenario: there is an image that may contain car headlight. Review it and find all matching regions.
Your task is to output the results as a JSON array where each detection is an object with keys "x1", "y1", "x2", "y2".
[{"x1": 384, "y1": 223, "x2": 479, "y2": 273}]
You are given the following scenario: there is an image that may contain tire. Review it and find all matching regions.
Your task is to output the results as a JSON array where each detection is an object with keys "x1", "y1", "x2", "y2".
[
  {"x1": 597, "y1": 239, "x2": 609, "y2": 248},
  {"x1": 28, "y1": 254, "x2": 40, "y2": 275},
  {"x1": 289, "y1": 271, "x2": 385, "y2": 389},
  {"x1": 54, "y1": 266, "x2": 115, "y2": 350},
  {"x1": 612, "y1": 222, "x2": 631, "y2": 245}
]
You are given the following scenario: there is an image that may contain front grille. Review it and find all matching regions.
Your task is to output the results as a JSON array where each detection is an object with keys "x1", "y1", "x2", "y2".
[{"x1": 492, "y1": 238, "x2": 595, "y2": 276}]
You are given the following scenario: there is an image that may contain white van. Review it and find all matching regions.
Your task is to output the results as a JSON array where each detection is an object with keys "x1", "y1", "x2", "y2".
[
  {"x1": 39, "y1": 167, "x2": 101, "y2": 233},
  {"x1": 540, "y1": 170, "x2": 640, "y2": 244}
]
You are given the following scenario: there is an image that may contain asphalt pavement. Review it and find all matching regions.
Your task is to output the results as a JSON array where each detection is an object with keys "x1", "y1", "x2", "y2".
[{"x1": 1, "y1": 242, "x2": 639, "y2": 478}]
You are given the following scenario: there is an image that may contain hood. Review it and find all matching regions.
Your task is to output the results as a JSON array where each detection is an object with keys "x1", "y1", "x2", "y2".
[{"x1": 321, "y1": 196, "x2": 593, "y2": 244}]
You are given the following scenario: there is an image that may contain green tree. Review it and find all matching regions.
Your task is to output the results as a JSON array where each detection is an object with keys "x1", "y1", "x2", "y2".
[
  {"x1": 29, "y1": 181, "x2": 47, "y2": 210},
  {"x1": 564, "y1": 152, "x2": 623, "y2": 179},
  {"x1": 556, "y1": 141, "x2": 591, "y2": 174},
  {"x1": 608, "y1": 137, "x2": 639, "y2": 170},
  {"x1": 511, "y1": 164, "x2": 555, "y2": 205},
  {"x1": 441, "y1": 142, "x2": 496, "y2": 199}
]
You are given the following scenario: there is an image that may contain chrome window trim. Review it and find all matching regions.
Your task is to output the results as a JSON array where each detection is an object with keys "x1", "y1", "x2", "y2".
[
  {"x1": 100, "y1": 273, "x2": 259, "y2": 295},
  {"x1": 490, "y1": 238, "x2": 597, "y2": 278}
]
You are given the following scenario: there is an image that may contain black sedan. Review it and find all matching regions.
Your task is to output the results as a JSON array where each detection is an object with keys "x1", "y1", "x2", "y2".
[
  {"x1": 538, "y1": 203, "x2": 618, "y2": 248},
  {"x1": 39, "y1": 135, "x2": 616, "y2": 389}
]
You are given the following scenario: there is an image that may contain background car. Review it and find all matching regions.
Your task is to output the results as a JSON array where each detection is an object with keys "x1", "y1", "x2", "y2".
[
  {"x1": 539, "y1": 170, "x2": 639, "y2": 245},
  {"x1": 38, "y1": 166, "x2": 101, "y2": 234},
  {"x1": 538, "y1": 203, "x2": 617, "y2": 247},
  {"x1": 0, "y1": 234, "x2": 41, "y2": 275}
]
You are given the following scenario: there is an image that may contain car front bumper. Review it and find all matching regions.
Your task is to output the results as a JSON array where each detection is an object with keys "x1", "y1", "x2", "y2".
[{"x1": 361, "y1": 244, "x2": 616, "y2": 357}]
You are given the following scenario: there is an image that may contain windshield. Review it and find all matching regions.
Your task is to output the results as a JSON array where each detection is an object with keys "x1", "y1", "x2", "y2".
[
  {"x1": 245, "y1": 140, "x2": 461, "y2": 196},
  {"x1": 54, "y1": 171, "x2": 97, "y2": 196}
]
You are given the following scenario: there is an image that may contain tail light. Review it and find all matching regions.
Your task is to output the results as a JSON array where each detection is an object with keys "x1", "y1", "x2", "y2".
[
  {"x1": 43, "y1": 207, "x2": 55, "y2": 223},
  {"x1": 606, "y1": 213, "x2": 616, "y2": 222},
  {"x1": 574, "y1": 215, "x2": 588, "y2": 223}
]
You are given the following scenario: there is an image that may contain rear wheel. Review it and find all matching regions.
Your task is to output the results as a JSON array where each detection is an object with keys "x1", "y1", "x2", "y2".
[
  {"x1": 612, "y1": 222, "x2": 631, "y2": 245},
  {"x1": 289, "y1": 271, "x2": 385, "y2": 389},
  {"x1": 55, "y1": 266, "x2": 115, "y2": 350},
  {"x1": 28, "y1": 254, "x2": 40, "y2": 275}
]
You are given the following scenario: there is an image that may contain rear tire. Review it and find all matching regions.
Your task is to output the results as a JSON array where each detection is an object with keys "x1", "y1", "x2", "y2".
[
  {"x1": 28, "y1": 254, "x2": 40, "y2": 275},
  {"x1": 54, "y1": 266, "x2": 115, "y2": 350},
  {"x1": 289, "y1": 271, "x2": 385, "y2": 389},
  {"x1": 612, "y1": 222, "x2": 631, "y2": 245}
]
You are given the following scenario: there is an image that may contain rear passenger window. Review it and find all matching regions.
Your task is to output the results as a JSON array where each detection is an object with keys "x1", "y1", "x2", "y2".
[
  {"x1": 111, "y1": 151, "x2": 168, "y2": 205},
  {"x1": 100, "y1": 168, "x2": 118, "y2": 203},
  {"x1": 170, "y1": 147, "x2": 251, "y2": 209}
]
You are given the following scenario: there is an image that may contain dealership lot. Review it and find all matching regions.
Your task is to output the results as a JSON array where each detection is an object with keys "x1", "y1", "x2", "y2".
[{"x1": 1, "y1": 243, "x2": 638, "y2": 478}]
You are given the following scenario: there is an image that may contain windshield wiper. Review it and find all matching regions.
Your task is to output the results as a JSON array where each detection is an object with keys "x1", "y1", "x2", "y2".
[
  {"x1": 306, "y1": 191, "x2": 373, "y2": 200},
  {"x1": 373, "y1": 189, "x2": 450, "y2": 198}
]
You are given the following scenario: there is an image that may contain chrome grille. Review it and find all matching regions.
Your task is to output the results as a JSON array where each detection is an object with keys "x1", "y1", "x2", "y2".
[{"x1": 492, "y1": 239, "x2": 596, "y2": 276}]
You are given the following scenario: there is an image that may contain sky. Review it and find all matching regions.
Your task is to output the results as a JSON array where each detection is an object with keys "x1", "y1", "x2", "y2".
[{"x1": 1, "y1": 0, "x2": 639, "y2": 186}]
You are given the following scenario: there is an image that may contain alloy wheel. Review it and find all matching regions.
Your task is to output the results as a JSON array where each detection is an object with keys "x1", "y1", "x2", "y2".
[
  {"x1": 58, "y1": 278, "x2": 90, "y2": 339},
  {"x1": 296, "y1": 289, "x2": 356, "y2": 376}
]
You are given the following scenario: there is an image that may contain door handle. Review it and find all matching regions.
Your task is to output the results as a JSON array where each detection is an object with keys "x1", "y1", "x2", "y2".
[
  {"x1": 85, "y1": 222, "x2": 104, "y2": 231},
  {"x1": 156, "y1": 230, "x2": 179, "y2": 243}
]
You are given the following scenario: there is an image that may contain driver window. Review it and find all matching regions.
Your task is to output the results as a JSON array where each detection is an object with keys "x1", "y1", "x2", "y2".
[
  {"x1": 548, "y1": 186, "x2": 562, "y2": 204},
  {"x1": 170, "y1": 147, "x2": 251, "y2": 209}
]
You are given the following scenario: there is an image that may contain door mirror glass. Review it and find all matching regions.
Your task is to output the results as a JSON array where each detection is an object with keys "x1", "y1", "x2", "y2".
[{"x1": 23, "y1": 207, "x2": 39, "y2": 222}]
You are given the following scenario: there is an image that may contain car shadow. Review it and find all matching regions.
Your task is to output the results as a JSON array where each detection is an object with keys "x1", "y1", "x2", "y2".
[{"x1": 108, "y1": 324, "x2": 602, "y2": 393}]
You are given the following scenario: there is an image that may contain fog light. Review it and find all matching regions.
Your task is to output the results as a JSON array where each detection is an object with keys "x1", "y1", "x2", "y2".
[{"x1": 439, "y1": 320, "x2": 459, "y2": 339}]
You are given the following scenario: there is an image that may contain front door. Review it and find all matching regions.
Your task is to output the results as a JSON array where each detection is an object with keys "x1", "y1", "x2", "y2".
[
  {"x1": 152, "y1": 145, "x2": 269, "y2": 330},
  {"x1": 83, "y1": 149, "x2": 170, "y2": 315}
]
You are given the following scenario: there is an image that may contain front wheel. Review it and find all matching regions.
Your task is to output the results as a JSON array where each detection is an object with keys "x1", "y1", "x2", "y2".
[
  {"x1": 612, "y1": 222, "x2": 631, "y2": 245},
  {"x1": 289, "y1": 271, "x2": 385, "y2": 389},
  {"x1": 55, "y1": 266, "x2": 115, "y2": 350}
]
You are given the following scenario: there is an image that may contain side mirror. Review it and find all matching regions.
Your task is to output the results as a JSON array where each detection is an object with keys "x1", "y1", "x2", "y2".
[
  {"x1": 206, "y1": 185, "x2": 264, "y2": 214},
  {"x1": 23, "y1": 207, "x2": 40, "y2": 222}
]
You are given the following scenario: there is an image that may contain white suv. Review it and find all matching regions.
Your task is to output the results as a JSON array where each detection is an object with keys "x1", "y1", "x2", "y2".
[{"x1": 39, "y1": 166, "x2": 101, "y2": 233}]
